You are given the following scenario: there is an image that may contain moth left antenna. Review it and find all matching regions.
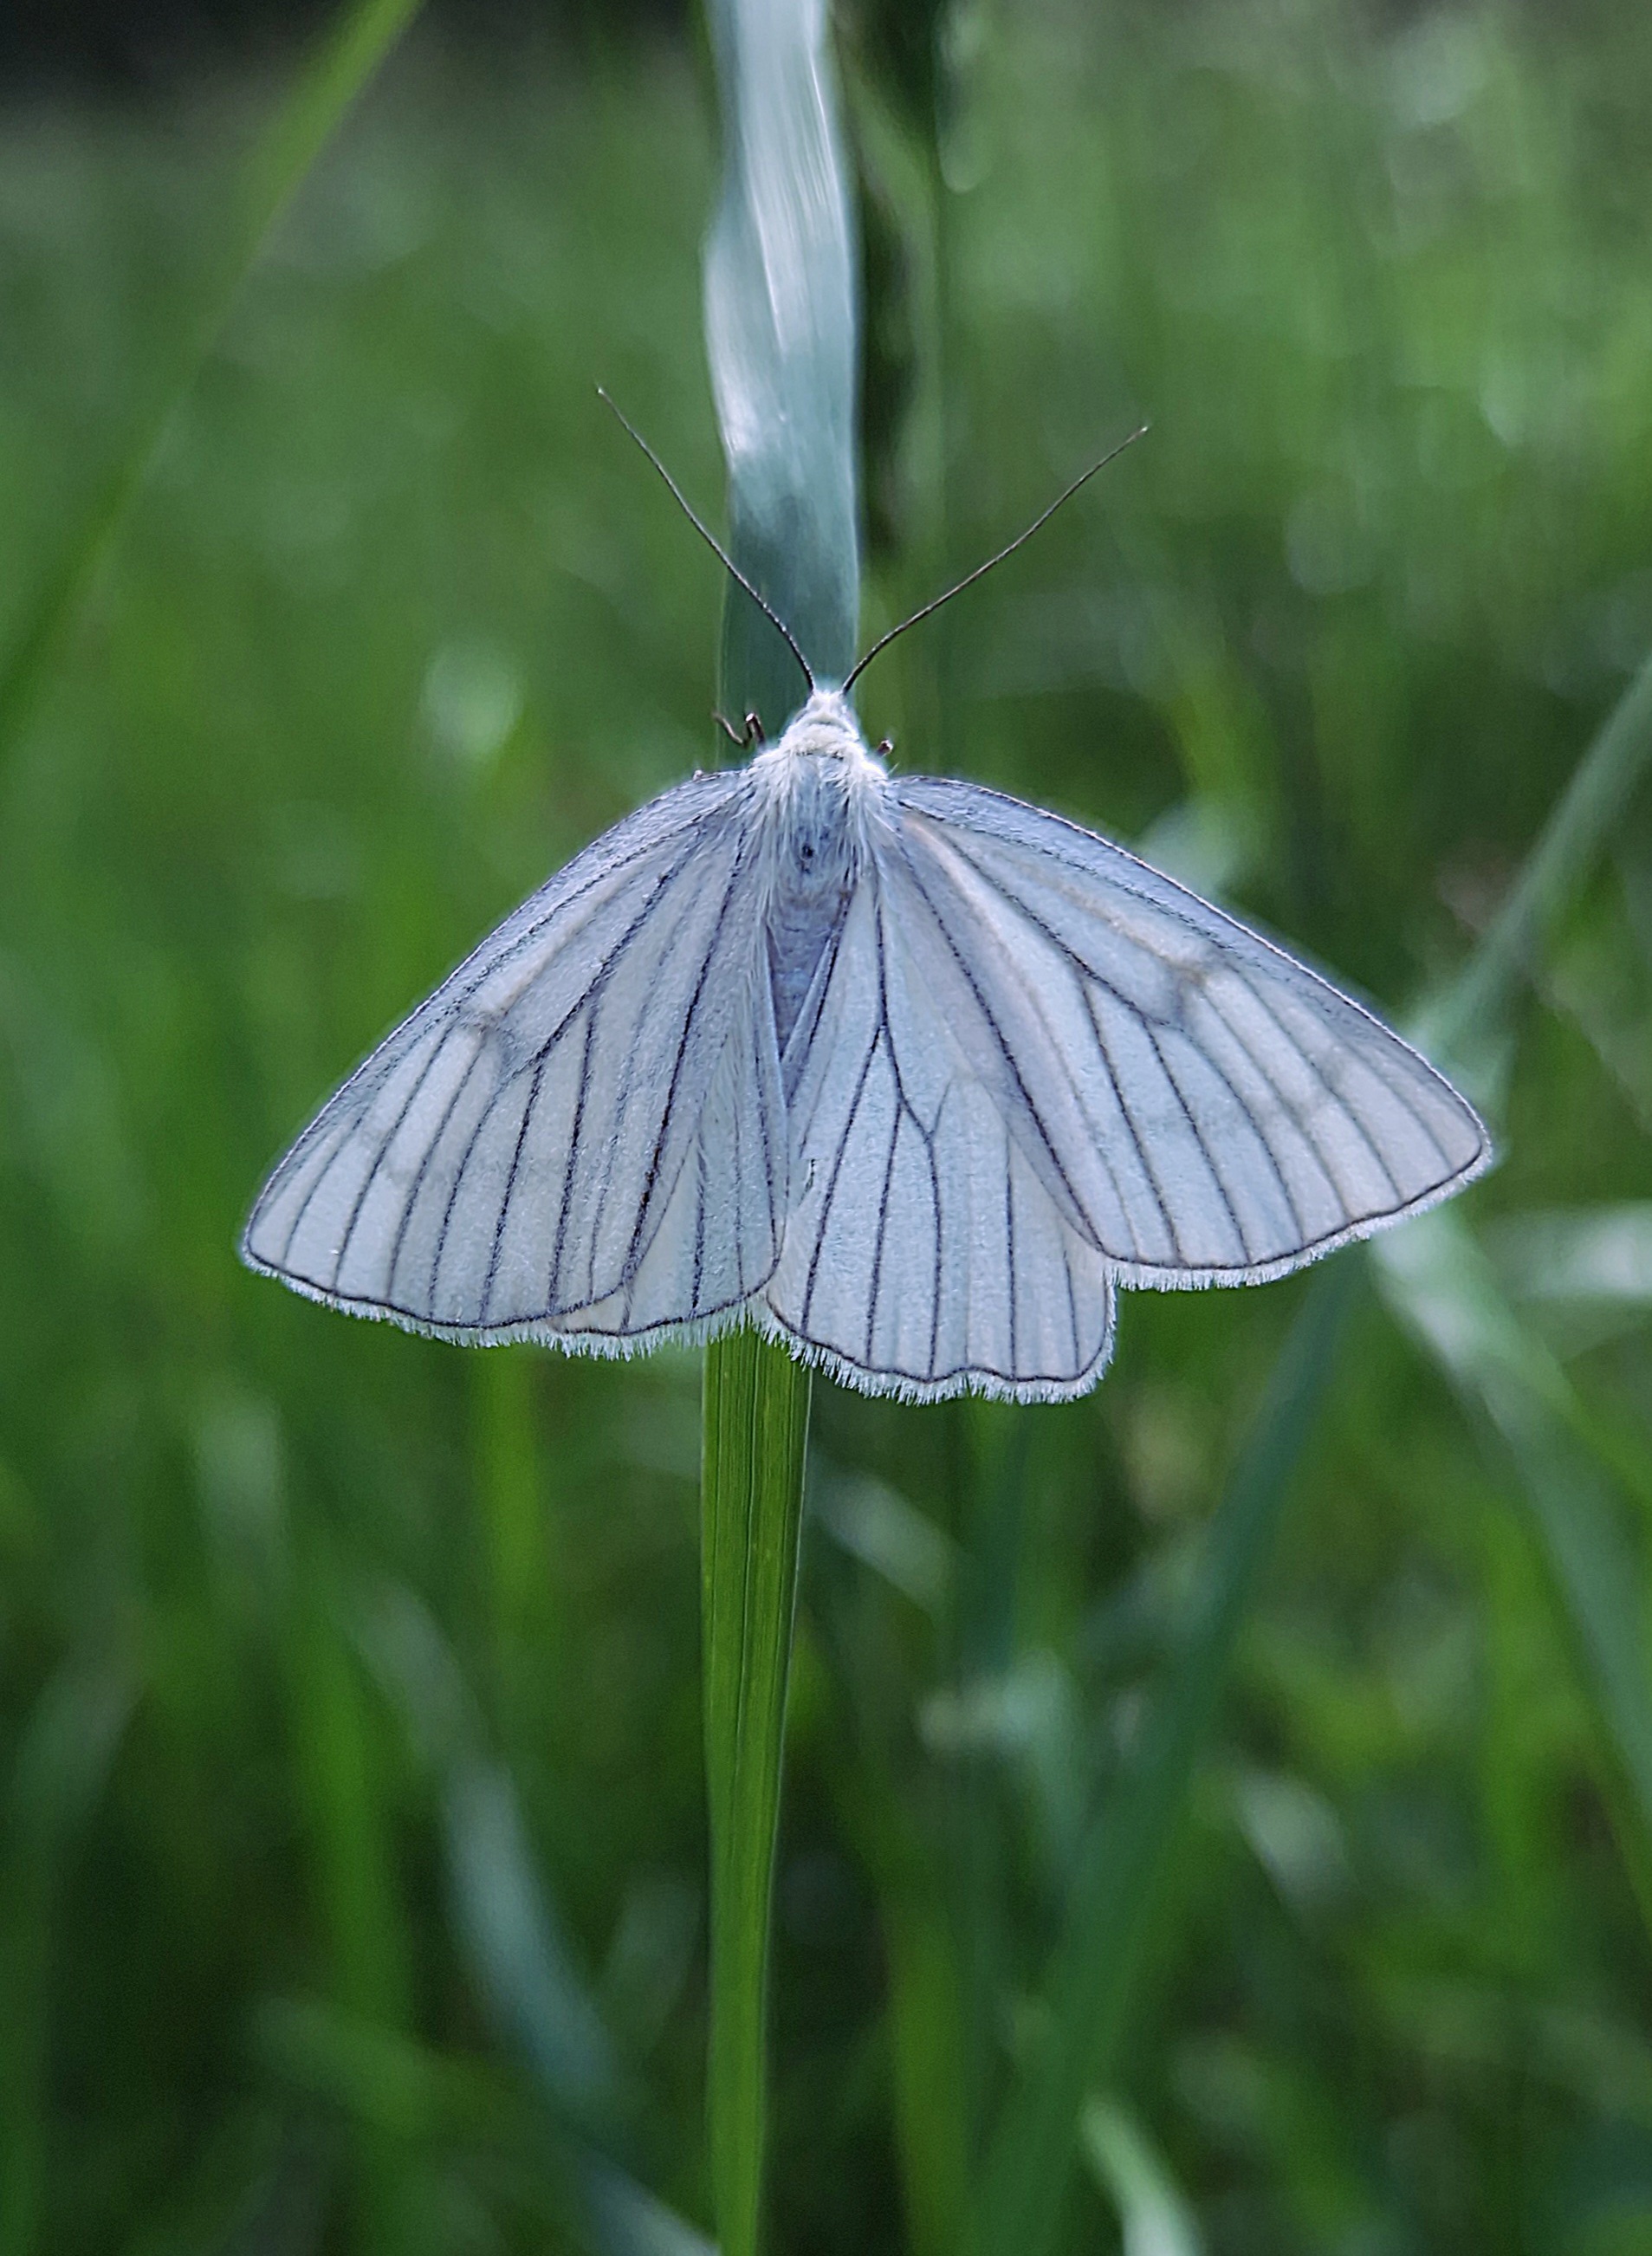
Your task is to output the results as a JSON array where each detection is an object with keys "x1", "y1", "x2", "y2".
[
  {"x1": 597, "y1": 388, "x2": 814, "y2": 696},
  {"x1": 842, "y1": 423, "x2": 1150, "y2": 695}
]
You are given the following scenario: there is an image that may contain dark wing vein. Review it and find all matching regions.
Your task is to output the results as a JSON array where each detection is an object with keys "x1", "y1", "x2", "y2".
[
  {"x1": 480, "y1": 1054, "x2": 548, "y2": 1325},
  {"x1": 889, "y1": 833, "x2": 1094, "y2": 1234}
]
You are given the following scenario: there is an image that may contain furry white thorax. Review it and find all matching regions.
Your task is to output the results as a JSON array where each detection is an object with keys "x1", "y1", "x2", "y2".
[
  {"x1": 749, "y1": 685, "x2": 886, "y2": 788},
  {"x1": 749, "y1": 688, "x2": 890, "y2": 1053}
]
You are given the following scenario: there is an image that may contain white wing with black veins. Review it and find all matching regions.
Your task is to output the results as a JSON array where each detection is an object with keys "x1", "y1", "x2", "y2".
[
  {"x1": 242, "y1": 770, "x2": 787, "y2": 1345},
  {"x1": 762, "y1": 867, "x2": 1118, "y2": 1403},
  {"x1": 243, "y1": 752, "x2": 1488, "y2": 1404},
  {"x1": 877, "y1": 777, "x2": 1490, "y2": 1288}
]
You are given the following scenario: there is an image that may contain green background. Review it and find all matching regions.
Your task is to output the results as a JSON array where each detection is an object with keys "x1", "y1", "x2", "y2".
[{"x1": 2, "y1": 1, "x2": 1651, "y2": 2248}]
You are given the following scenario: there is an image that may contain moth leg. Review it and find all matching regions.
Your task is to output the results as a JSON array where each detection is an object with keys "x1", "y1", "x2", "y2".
[{"x1": 714, "y1": 709, "x2": 766, "y2": 749}]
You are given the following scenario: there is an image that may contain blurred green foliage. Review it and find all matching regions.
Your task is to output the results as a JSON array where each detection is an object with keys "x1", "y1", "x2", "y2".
[{"x1": 1, "y1": 2, "x2": 1651, "y2": 2251}]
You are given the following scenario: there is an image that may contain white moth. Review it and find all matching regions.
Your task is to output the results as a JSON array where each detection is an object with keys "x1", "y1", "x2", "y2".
[
  {"x1": 242, "y1": 672, "x2": 1488, "y2": 1401},
  {"x1": 243, "y1": 427, "x2": 1489, "y2": 1402}
]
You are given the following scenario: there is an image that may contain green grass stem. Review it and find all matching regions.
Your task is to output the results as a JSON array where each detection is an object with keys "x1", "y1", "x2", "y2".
[
  {"x1": 696, "y1": 0, "x2": 855, "y2": 2243},
  {"x1": 700, "y1": 1329, "x2": 811, "y2": 2256}
]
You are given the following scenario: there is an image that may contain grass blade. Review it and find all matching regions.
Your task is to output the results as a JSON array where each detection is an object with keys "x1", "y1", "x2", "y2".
[
  {"x1": 697, "y1": 0, "x2": 856, "y2": 2246},
  {"x1": 978, "y1": 1257, "x2": 1361, "y2": 2256},
  {"x1": 811, "y1": 1477, "x2": 974, "y2": 2256},
  {"x1": 700, "y1": 1329, "x2": 811, "y2": 2256},
  {"x1": 0, "y1": 1653, "x2": 134, "y2": 2256},
  {"x1": 1377, "y1": 1212, "x2": 1652, "y2": 1927},
  {"x1": 285, "y1": 1556, "x2": 413, "y2": 2254},
  {"x1": 1390, "y1": 641, "x2": 1652, "y2": 1929},
  {"x1": 0, "y1": 0, "x2": 426, "y2": 768},
  {"x1": 1081, "y1": 2096, "x2": 1207, "y2": 2256},
  {"x1": 1425, "y1": 647, "x2": 1652, "y2": 1066},
  {"x1": 703, "y1": 0, "x2": 859, "y2": 706}
]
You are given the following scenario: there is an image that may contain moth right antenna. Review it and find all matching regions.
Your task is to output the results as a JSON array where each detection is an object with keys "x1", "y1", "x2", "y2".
[{"x1": 842, "y1": 424, "x2": 1150, "y2": 694}]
